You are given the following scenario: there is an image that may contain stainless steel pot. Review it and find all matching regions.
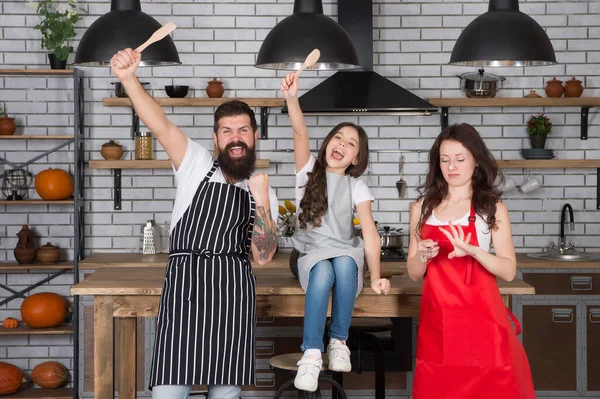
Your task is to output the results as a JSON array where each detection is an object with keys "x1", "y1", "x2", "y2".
[
  {"x1": 457, "y1": 68, "x2": 505, "y2": 98},
  {"x1": 379, "y1": 226, "x2": 403, "y2": 249}
]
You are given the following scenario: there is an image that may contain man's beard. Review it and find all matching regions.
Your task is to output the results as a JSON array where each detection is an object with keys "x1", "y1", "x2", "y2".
[{"x1": 218, "y1": 141, "x2": 256, "y2": 182}]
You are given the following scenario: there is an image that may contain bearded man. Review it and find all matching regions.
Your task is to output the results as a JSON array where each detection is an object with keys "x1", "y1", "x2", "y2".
[{"x1": 111, "y1": 49, "x2": 278, "y2": 399}]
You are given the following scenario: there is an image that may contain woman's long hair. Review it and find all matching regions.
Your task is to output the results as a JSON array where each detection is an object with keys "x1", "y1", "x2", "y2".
[
  {"x1": 298, "y1": 122, "x2": 369, "y2": 230},
  {"x1": 416, "y1": 123, "x2": 502, "y2": 235}
]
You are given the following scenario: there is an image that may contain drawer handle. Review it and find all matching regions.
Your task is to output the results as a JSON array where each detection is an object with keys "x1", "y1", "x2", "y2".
[
  {"x1": 256, "y1": 341, "x2": 275, "y2": 356},
  {"x1": 255, "y1": 374, "x2": 276, "y2": 388},
  {"x1": 552, "y1": 308, "x2": 574, "y2": 323},
  {"x1": 590, "y1": 309, "x2": 600, "y2": 324},
  {"x1": 257, "y1": 316, "x2": 275, "y2": 324},
  {"x1": 570, "y1": 276, "x2": 592, "y2": 291}
]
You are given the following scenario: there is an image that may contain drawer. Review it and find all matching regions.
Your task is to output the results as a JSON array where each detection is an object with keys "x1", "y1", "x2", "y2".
[{"x1": 522, "y1": 272, "x2": 600, "y2": 295}]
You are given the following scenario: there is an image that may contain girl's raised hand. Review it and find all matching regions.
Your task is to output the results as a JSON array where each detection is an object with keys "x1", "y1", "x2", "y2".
[{"x1": 280, "y1": 72, "x2": 298, "y2": 99}]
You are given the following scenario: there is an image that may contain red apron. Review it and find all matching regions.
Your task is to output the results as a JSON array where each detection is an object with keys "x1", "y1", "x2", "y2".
[{"x1": 412, "y1": 208, "x2": 535, "y2": 399}]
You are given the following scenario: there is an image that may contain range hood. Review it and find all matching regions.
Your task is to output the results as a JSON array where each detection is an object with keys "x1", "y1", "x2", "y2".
[{"x1": 283, "y1": 0, "x2": 437, "y2": 116}]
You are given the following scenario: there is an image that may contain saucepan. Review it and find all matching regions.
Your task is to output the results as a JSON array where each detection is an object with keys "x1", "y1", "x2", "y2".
[{"x1": 457, "y1": 68, "x2": 506, "y2": 98}]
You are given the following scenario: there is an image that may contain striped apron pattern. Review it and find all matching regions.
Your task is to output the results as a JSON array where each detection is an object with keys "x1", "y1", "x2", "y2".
[{"x1": 149, "y1": 160, "x2": 257, "y2": 387}]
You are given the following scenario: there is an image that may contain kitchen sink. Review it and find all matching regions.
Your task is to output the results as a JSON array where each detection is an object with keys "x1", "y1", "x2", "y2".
[{"x1": 527, "y1": 252, "x2": 599, "y2": 262}]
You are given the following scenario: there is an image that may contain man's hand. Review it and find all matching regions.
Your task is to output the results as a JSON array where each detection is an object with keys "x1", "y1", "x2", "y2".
[
  {"x1": 248, "y1": 172, "x2": 270, "y2": 204},
  {"x1": 110, "y1": 48, "x2": 142, "y2": 82}
]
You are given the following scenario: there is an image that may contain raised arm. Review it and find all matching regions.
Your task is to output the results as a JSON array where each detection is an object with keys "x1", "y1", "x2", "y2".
[
  {"x1": 281, "y1": 73, "x2": 310, "y2": 172},
  {"x1": 248, "y1": 173, "x2": 277, "y2": 265},
  {"x1": 110, "y1": 49, "x2": 188, "y2": 169}
]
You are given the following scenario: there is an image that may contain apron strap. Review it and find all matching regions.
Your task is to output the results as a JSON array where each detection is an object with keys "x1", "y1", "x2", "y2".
[
  {"x1": 202, "y1": 159, "x2": 220, "y2": 183},
  {"x1": 506, "y1": 306, "x2": 522, "y2": 335},
  {"x1": 465, "y1": 208, "x2": 477, "y2": 285}
]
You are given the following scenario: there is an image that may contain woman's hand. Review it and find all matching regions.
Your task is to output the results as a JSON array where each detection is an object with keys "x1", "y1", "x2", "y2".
[
  {"x1": 417, "y1": 239, "x2": 439, "y2": 264},
  {"x1": 371, "y1": 278, "x2": 391, "y2": 295},
  {"x1": 438, "y1": 222, "x2": 475, "y2": 259}
]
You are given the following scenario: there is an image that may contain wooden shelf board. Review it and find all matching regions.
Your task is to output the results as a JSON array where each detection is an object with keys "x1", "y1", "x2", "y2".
[
  {"x1": 89, "y1": 159, "x2": 271, "y2": 169},
  {"x1": 498, "y1": 159, "x2": 600, "y2": 168},
  {"x1": 2, "y1": 387, "x2": 73, "y2": 398},
  {"x1": 427, "y1": 97, "x2": 600, "y2": 107},
  {"x1": 0, "y1": 69, "x2": 74, "y2": 76},
  {"x1": 103, "y1": 97, "x2": 285, "y2": 107},
  {"x1": 0, "y1": 200, "x2": 74, "y2": 205},
  {"x1": 0, "y1": 262, "x2": 73, "y2": 271},
  {"x1": 0, "y1": 135, "x2": 74, "y2": 140},
  {"x1": 0, "y1": 324, "x2": 73, "y2": 336}
]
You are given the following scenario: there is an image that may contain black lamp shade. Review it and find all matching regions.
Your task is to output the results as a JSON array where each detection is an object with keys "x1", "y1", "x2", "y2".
[
  {"x1": 255, "y1": 0, "x2": 360, "y2": 71},
  {"x1": 74, "y1": 0, "x2": 180, "y2": 67},
  {"x1": 450, "y1": 0, "x2": 556, "y2": 67}
]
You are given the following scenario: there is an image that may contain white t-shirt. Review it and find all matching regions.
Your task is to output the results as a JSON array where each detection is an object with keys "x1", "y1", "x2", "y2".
[
  {"x1": 427, "y1": 210, "x2": 492, "y2": 252},
  {"x1": 170, "y1": 138, "x2": 279, "y2": 232},
  {"x1": 295, "y1": 154, "x2": 374, "y2": 211}
]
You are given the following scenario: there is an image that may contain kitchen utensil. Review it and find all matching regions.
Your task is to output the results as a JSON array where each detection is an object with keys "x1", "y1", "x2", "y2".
[
  {"x1": 564, "y1": 77, "x2": 584, "y2": 98},
  {"x1": 135, "y1": 21, "x2": 177, "y2": 53},
  {"x1": 396, "y1": 155, "x2": 406, "y2": 199},
  {"x1": 545, "y1": 77, "x2": 564, "y2": 98},
  {"x1": 524, "y1": 90, "x2": 541, "y2": 98},
  {"x1": 379, "y1": 226, "x2": 404, "y2": 249},
  {"x1": 206, "y1": 78, "x2": 224, "y2": 98},
  {"x1": 165, "y1": 85, "x2": 189, "y2": 98},
  {"x1": 142, "y1": 220, "x2": 156, "y2": 254},
  {"x1": 37, "y1": 242, "x2": 60, "y2": 264},
  {"x1": 519, "y1": 171, "x2": 541, "y2": 194},
  {"x1": 295, "y1": 49, "x2": 321, "y2": 76},
  {"x1": 100, "y1": 140, "x2": 124, "y2": 160},
  {"x1": 457, "y1": 68, "x2": 506, "y2": 98},
  {"x1": 1, "y1": 168, "x2": 29, "y2": 200}
]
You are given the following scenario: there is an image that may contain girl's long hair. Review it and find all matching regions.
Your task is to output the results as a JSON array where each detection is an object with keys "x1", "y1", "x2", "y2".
[
  {"x1": 298, "y1": 122, "x2": 369, "y2": 230},
  {"x1": 416, "y1": 123, "x2": 501, "y2": 235}
]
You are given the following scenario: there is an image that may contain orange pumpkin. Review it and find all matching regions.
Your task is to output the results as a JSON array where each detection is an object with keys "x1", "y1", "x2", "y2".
[
  {"x1": 31, "y1": 361, "x2": 69, "y2": 388},
  {"x1": 0, "y1": 361, "x2": 25, "y2": 395},
  {"x1": 2, "y1": 317, "x2": 18, "y2": 329},
  {"x1": 20, "y1": 292, "x2": 67, "y2": 328},
  {"x1": 34, "y1": 168, "x2": 74, "y2": 200}
]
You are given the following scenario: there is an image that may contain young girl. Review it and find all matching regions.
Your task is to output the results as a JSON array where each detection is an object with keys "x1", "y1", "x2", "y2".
[
  {"x1": 408, "y1": 123, "x2": 535, "y2": 398},
  {"x1": 281, "y1": 73, "x2": 391, "y2": 392}
]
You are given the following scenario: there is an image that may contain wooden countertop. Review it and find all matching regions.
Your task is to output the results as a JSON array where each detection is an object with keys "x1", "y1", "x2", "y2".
[
  {"x1": 79, "y1": 252, "x2": 600, "y2": 271},
  {"x1": 71, "y1": 266, "x2": 534, "y2": 296}
]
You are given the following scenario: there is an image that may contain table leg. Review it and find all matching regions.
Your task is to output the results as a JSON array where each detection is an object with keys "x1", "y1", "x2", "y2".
[
  {"x1": 118, "y1": 317, "x2": 137, "y2": 399},
  {"x1": 95, "y1": 295, "x2": 114, "y2": 399},
  {"x1": 502, "y1": 294, "x2": 512, "y2": 308}
]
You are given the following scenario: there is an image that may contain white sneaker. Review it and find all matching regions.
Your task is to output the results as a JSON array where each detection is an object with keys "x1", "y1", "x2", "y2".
[
  {"x1": 294, "y1": 354, "x2": 322, "y2": 392},
  {"x1": 327, "y1": 341, "x2": 352, "y2": 372}
]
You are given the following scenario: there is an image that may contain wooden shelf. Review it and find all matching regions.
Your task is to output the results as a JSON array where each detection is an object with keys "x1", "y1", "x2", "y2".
[
  {"x1": 428, "y1": 97, "x2": 600, "y2": 107},
  {"x1": 2, "y1": 387, "x2": 73, "y2": 398},
  {"x1": 0, "y1": 69, "x2": 74, "y2": 76},
  {"x1": 0, "y1": 324, "x2": 73, "y2": 336},
  {"x1": 0, "y1": 262, "x2": 74, "y2": 271},
  {"x1": 0, "y1": 200, "x2": 74, "y2": 205},
  {"x1": 89, "y1": 159, "x2": 270, "y2": 169},
  {"x1": 103, "y1": 97, "x2": 285, "y2": 107},
  {"x1": 0, "y1": 135, "x2": 74, "y2": 140},
  {"x1": 499, "y1": 159, "x2": 600, "y2": 168}
]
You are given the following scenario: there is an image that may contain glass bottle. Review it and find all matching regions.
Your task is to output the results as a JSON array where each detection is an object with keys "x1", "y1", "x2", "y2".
[{"x1": 135, "y1": 131, "x2": 153, "y2": 160}]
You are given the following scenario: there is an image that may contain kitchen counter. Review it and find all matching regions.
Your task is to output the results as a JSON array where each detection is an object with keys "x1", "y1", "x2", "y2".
[{"x1": 79, "y1": 252, "x2": 600, "y2": 271}]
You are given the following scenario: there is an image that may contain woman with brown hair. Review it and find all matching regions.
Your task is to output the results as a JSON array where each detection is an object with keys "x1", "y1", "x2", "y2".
[
  {"x1": 281, "y1": 72, "x2": 390, "y2": 392},
  {"x1": 408, "y1": 123, "x2": 535, "y2": 398}
]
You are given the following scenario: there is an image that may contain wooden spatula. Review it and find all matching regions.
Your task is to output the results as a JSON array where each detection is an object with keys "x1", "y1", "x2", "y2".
[
  {"x1": 295, "y1": 49, "x2": 321, "y2": 76},
  {"x1": 135, "y1": 21, "x2": 177, "y2": 53}
]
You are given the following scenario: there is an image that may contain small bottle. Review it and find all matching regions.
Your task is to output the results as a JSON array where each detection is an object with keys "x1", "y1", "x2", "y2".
[
  {"x1": 135, "y1": 131, "x2": 153, "y2": 160},
  {"x1": 142, "y1": 220, "x2": 156, "y2": 254}
]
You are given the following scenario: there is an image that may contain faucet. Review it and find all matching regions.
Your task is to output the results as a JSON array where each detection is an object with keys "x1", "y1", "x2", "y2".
[{"x1": 558, "y1": 203, "x2": 575, "y2": 253}]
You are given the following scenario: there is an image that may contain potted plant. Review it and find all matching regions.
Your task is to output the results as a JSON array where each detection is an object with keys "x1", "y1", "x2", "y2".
[
  {"x1": 278, "y1": 200, "x2": 297, "y2": 238},
  {"x1": 526, "y1": 113, "x2": 552, "y2": 149},
  {"x1": 31, "y1": 0, "x2": 85, "y2": 69}
]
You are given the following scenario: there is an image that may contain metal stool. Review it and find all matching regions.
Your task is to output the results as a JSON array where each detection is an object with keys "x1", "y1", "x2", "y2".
[{"x1": 269, "y1": 353, "x2": 348, "y2": 399}]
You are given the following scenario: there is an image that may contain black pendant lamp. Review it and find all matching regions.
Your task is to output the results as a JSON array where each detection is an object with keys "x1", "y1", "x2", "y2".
[
  {"x1": 449, "y1": 0, "x2": 556, "y2": 67},
  {"x1": 74, "y1": 0, "x2": 180, "y2": 67},
  {"x1": 255, "y1": 0, "x2": 360, "y2": 71}
]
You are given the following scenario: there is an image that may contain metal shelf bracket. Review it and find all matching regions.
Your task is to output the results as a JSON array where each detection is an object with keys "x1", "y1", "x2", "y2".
[
  {"x1": 114, "y1": 169, "x2": 122, "y2": 210},
  {"x1": 581, "y1": 107, "x2": 590, "y2": 140},
  {"x1": 260, "y1": 107, "x2": 269, "y2": 139}
]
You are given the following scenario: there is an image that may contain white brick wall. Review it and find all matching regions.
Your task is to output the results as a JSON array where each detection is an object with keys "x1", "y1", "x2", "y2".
[{"x1": 2, "y1": 0, "x2": 600, "y2": 392}]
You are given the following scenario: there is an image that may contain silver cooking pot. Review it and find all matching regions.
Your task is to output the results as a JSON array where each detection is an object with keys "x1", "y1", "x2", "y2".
[
  {"x1": 355, "y1": 225, "x2": 404, "y2": 249},
  {"x1": 457, "y1": 68, "x2": 506, "y2": 98}
]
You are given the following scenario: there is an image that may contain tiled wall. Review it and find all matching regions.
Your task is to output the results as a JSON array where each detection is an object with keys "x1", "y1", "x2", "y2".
[{"x1": 1, "y1": 0, "x2": 600, "y2": 393}]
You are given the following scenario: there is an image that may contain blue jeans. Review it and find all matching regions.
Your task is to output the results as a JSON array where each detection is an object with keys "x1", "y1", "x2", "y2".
[
  {"x1": 152, "y1": 384, "x2": 241, "y2": 399},
  {"x1": 301, "y1": 256, "x2": 358, "y2": 352}
]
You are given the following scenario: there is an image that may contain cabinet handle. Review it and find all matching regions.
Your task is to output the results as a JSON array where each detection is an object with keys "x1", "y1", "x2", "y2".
[
  {"x1": 570, "y1": 276, "x2": 592, "y2": 291},
  {"x1": 552, "y1": 308, "x2": 574, "y2": 323},
  {"x1": 256, "y1": 341, "x2": 275, "y2": 356},
  {"x1": 254, "y1": 373, "x2": 276, "y2": 388},
  {"x1": 590, "y1": 309, "x2": 600, "y2": 324}
]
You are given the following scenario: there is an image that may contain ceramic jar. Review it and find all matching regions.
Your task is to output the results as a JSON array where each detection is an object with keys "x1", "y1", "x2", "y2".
[
  {"x1": 524, "y1": 90, "x2": 542, "y2": 98},
  {"x1": 100, "y1": 140, "x2": 124, "y2": 160},
  {"x1": 0, "y1": 114, "x2": 16, "y2": 136},
  {"x1": 14, "y1": 225, "x2": 37, "y2": 264},
  {"x1": 545, "y1": 77, "x2": 564, "y2": 98},
  {"x1": 564, "y1": 77, "x2": 584, "y2": 98},
  {"x1": 206, "y1": 78, "x2": 224, "y2": 98},
  {"x1": 37, "y1": 242, "x2": 60, "y2": 264}
]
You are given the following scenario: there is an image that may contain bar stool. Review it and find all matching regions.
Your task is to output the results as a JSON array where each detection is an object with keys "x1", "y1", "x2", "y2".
[{"x1": 269, "y1": 353, "x2": 348, "y2": 399}]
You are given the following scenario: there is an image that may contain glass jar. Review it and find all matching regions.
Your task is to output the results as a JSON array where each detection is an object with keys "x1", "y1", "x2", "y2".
[{"x1": 135, "y1": 131, "x2": 153, "y2": 160}]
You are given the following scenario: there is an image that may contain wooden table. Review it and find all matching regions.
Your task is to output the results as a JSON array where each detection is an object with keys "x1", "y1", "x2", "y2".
[{"x1": 72, "y1": 263, "x2": 534, "y2": 399}]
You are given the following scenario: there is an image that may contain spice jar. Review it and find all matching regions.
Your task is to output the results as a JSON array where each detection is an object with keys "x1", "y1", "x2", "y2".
[{"x1": 135, "y1": 131, "x2": 153, "y2": 160}]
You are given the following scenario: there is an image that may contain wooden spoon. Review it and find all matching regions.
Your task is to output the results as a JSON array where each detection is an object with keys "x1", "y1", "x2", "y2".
[
  {"x1": 135, "y1": 21, "x2": 177, "y2": 53},
  {"x1": 295, "y1": 49, "x2": 321, "y2": 76}
]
